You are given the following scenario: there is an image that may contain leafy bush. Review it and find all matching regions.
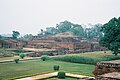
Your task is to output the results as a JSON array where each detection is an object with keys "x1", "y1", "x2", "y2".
[
  {"x1": 41, "y1": 55, "x2": 49, "y2": 61},
  {"x1": 14, "y1": 58, "x2": 19, "y2": 63},
  {"x1": 53, "y1": 65, "x2": 59, "y2": 70},
  {"x1": 58, "y1": 71, "x2": 66, "y2": 79},
  {"x1": 19, "y1": 53, "x2": 25, "y2": 59}
]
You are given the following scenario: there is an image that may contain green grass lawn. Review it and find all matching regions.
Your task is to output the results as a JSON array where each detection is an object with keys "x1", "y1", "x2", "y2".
[
  {"x1": 66, "y1": 51, "x2": 120, "y2": 58},
  {"x1": 0, "y1": 56, "x2": 18, "y2": 61},
  {"x1": 1, "y1": 51, "x2": 117, "y2": 79},
  {"x1": 0, "y1": 60, "x2": 94, "y2": 79},
  {"x1": 0, "y1": 56, "x2": 32, "y2": 61}
]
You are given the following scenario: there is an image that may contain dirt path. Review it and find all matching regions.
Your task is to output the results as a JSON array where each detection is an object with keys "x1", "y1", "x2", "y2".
[
  {"x1": 16, "y1": 72, "x2": 94, "y2": 80},
  {"x1": 16, "y1": 72, "x2": 57, "y2": 80},
  {"x1": 0, "y1": 57, "x2": 40, "y2": 63}
]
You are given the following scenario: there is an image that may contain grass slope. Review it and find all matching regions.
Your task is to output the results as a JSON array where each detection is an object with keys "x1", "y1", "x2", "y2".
[
  {"x1": 0, "y1": 57, "x2": 16, "y2": 61},
  {"x1": 0, "y1": 60, "x2": 94, "y2": 79}
]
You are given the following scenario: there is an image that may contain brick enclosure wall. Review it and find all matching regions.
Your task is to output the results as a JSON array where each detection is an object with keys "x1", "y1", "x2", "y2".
[{"x1": 93, "y1": 60, "x2": 120, "y2": 80}]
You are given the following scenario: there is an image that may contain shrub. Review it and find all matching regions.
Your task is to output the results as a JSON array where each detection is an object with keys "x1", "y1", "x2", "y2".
[
  {"x1": 58, "y1": 71, "x2": 66, "y2": 79},
  {"x1": 53, "y1": 65, "x2": 59, "y2": 70},
  {"x1": 14, "y1": 58, "x2": 19, "y2": 63},
  {"x1": 19, "y1": 53, "x2": 25, "y2": 59},
  {"x1": 41, "y1": 55, "x2": 49, "y2": 61}
]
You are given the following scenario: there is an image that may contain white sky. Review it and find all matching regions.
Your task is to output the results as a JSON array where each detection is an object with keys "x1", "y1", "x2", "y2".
[{"x1": 0, "y1": 0, "x2": 120, "y2": 35}]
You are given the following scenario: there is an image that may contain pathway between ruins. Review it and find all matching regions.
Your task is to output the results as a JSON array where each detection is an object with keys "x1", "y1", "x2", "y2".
[
  {"x1": 16, "y1": 72, "x2": 94, "y2": 80},
  {"x1": 0, "y1": 57, "x2": 40, "y2": 63}
]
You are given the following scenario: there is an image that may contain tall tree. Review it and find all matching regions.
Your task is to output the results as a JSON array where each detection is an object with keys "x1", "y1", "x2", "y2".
[
  {"x1": 38, "y1": 29, "x2": 44, "y2": 36},
  {"x1": 99, "y1": 17, "x2": 120, "y2": 55},
  {"x1": 57, "y1": 20, "x2": 73, "y2": 33},
  {"x1": 23, "y1": 34, "x2": 33, "y2": 39},
  {"x1": 19, "y1": 34, "x2": 33, "y2": 40},
  {"x1": 84, "y1": 24, "x2": 103, "y2": 38},
  {"x1": 12, "y1": 31, "x2": 20, "y2": 39},
  {"x1": 37, "y1": 21, "x2": 103, "y2": 38},
  {"x1": 44, "y1": 27, "x2": 58, "y2": 36},
  {"x1": 56, "y1": 21, "x2": 85, "y2": 37},
  {"x1": 0, "y1": 35, "x2": 2, "y2": 38},
  {"x1": 70, "y1": 24, "x2": 85, "y2": 37}
]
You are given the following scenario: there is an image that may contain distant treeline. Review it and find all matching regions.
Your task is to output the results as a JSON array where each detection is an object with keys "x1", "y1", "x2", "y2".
[
  {"x1": 38, "y1": 20, "x2": 103, "y2": 39},
  {"x1": 0, "y1": 21, "x2": 104, "y2": 40}
]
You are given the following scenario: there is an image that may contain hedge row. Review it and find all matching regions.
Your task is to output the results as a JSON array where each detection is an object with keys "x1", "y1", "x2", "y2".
[{"x1": 52, "y1": 55, "x2": 120, "y2": 65}]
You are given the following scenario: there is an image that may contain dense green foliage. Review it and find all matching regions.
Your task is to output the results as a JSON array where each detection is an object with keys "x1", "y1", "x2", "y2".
[
  {"x1": 38, "y1": 21, "x2": 103, "y2": 38},
  {"x1": 100, "y1": 17, "x2": 120, "y2": 55},
  {"x1": 0, "y1": 35, "x2": 3, "y2": 38},
  {"x1": 53, "y1": 65, "x2": 60, "y2": 70},
  {"x1": 12, "y1": 31, "x2": 20, "y2": 39},
  {"x1": 19, "y1": 34, "x2": 33, "y2": 40},
  {"x1": 19, "y1": 53, "x2": 25, "y2": 59},
  {"x1": 58, "y1": 71, "x2": 66, "y2": 79},
  {"x1": 41, "y1": 55, "x2": 49, "y2": 61},
  {"x1": 85, "y1": 24, "x2": 103, "y2": 38}
]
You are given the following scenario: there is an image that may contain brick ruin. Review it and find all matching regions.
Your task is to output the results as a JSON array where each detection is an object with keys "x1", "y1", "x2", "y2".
[
  {"x1": 93, "y1": 60, "x2": 120, "y2": 80},
  {"x1": 27, "y1": 36, "x2": 56, "y2": 49},
  {"x1": 25, "y1": 50, "x2": 63, "y2": 57},
  {"x1": 27, "y1": 32, "x2": 106, "y2": 53},
  {"x1": 98, "y1": 72, "x2": 120, "y2": 80},
  {"x1": 0, "y1": 38, "x2": 26, "y2": 49},
  {"x1": 0, "y1": 32, "x2": 106, "y2": 57}
]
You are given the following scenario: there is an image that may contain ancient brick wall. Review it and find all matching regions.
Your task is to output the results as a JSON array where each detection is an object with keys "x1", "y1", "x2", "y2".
[
  {"x1": 93, "y1": 60, "x2": 120, "y2": 80},
  {"x1": 56, "y1": 43, "x2": 75, "y2": 49},
  {"x1": 28, "y1": 36, "x2": 106, "y2": 52},
  {"x1": 0, "y1": 38, "x2": 26, "y2": 48},
  {"x1": 98, "y1": 72, "x2": 120, "y2": 80}
]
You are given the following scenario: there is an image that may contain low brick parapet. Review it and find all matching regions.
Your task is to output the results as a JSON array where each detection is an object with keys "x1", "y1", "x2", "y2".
[{"x1": 93, "y1": 60, "x2": 120, "y2": 80}]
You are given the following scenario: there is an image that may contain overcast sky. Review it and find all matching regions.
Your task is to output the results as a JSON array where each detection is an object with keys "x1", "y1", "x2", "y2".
[{"x1": 0, "y1": 0, "x2": 120, "y2": 35}]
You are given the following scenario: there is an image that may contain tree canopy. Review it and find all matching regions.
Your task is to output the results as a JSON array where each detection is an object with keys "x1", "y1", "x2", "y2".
[
  {"x1": 12, "y1": 31, "x2": 20, "y2": 39},
  {"x1": 99, "y1": 17, "x2": 120, "y2": 55},
  {"x1": 85, "y1": 24, "x2": 103, "y2": 38},
  {"x1": 0, "y1": 35, "x2": 2, "y2": 38},
  {"x1": 37, "y1": 20, "x2": 103, "y2": 39},
  {"x1": 19, "y1": 34, "x2": 33, "y2": 40}
]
